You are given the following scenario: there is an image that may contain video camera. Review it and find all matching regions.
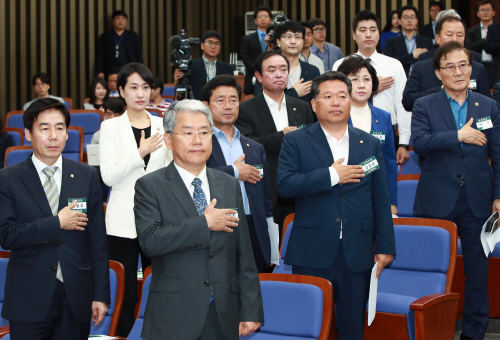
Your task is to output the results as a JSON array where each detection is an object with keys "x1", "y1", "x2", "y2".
[
  {"x1": 266, "y1": 13, "x2": 289, "y2": 50},
  {"x1": 169, "y1": 29, "x2": 201, "y2": 99}
]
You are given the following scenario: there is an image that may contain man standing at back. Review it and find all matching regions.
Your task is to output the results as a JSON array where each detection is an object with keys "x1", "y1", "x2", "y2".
[
  {"x1": 300, "y1": 21, "x2": 325, "y2": 75},
  {"x1": 309, "y1": 18, "x2": 344, "y2": 73},
  {"x1": 333, "y1": 10, "x2": 411, "y2": 165},
  {"x1": 241, "y1": 6, "x2": 272, "y2": 95},
  {"x1": 96, "y1": 10, "x2": 143, "y2": 79},
  {"x1": 0, "y1": 98, "x2": 110, "y2": 339}
]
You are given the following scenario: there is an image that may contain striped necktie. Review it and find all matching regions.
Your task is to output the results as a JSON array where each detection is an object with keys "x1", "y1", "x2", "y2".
[{"x1": 42, "y1": 166, "x2": 63, "y2": 282}]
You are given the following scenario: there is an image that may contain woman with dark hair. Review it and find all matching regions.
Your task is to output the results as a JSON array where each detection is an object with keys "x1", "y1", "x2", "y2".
[
  {"x1": 0, "y1": 116, "x2": 14, "y2": 168},
  {"x1": 337, "y1": 56, "x2": 398, "y2": 216},
  {"x1": 380, "y1": 10, "x2": 401, "y2": 52},
  {"x1": 99, "y1": 62, "x2": 172, "y2": 336},
  {"x1": 84, "y1": 77, "x2": 109, "y2": 110}
]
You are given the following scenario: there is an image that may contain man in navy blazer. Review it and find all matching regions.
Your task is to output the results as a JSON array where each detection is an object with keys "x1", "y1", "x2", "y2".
[
  {"x1": 0, "y1": 98, "x2": 110, "y2": 339},
  {"x1": 484, "y1": 19, "x2": 500, "y2": 86},
  {"x1": 174, "y1": 30, "x2": 234, "y2": 100},
  {"x1": 412, "y1": 43, "x2": 500, "y2": 340},
  {"x1": 277, "y1": 72, "x2": 396, "y2": 340},
  {"x1": 203, "y1": 75, "x2": 274, "y2": 272},
  {"x1": 384, "y1": 6, "x2": 434, "y2": 77}
]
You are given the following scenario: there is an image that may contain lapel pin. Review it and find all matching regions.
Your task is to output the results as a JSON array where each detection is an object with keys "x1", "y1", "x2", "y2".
[
  {"x1": 293, "y1": 108, "x2": 296, "y2": 111},
  {"x1": 475, "y1": 102, "x2": 479, "y2": 106},
  {"x1": 247, "y1": 144, "x2": 250, "y2": 147},
  {"x1": 375, "y1": 120, "x2": 378, "y2": 123},
  {"x1": 157, "y1": 127, "x2": 160, "y2": 131},
  {"x1": 360, "y1": 140, "x2": 364, "y2": 144},
  {"x1": 70, "y1": 174, "x2": 74, "y2": 178}
]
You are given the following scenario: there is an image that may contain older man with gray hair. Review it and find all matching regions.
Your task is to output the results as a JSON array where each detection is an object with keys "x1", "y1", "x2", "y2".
[{"x1": 134, "y1": 100, "x2": 264, "y2": 340}]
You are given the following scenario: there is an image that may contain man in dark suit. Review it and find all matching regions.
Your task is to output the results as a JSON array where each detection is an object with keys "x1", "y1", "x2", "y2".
[
  {"x1": 241, "y1": 6, "x2": 272, "y2": 95},
  {"x1": 277, "y1": 71, "x2": 396, "y2": 340},
  {"x1": 174, "y1": 30, "x2": 234, "y2": 100},
  {"x1": 384, "y1": 5, "x2": 434, "y2": 77},
  {"x1": 412, "y1": 42, "x2": 500, "y2": 340},
  {"x1": 420, "y1": 1, "x2": 444, "y2": 43},
  {"x1": 466, "y1": 0, "x2": 495, "y2": 86},
  {"x1": 236, "y1": 50, "x2": 314, "y2": 234},
  {"x1": 254, "y1": 21, "x2": 321, "y2": 105},
  {"x1": 484, "y1": 7, "x2": 500, "y2": 87},
  {"x1": 418, "y1": 17, "x2": 482, "y2": 63},
  {"x1": 96, "y1": 10, "x2": 143, "y2": 79},
  {"x1": 403, "y1": 44, "x2": 490, "y2": 112},
  {"x1": 203, "y1": 75, "x2": 274, "y2": 273},
  {"x1": 134, "y1": 99, "x2": 263, "y2": 340},
  {"x1": 0, "y1": 98, "x2": 110, "y2": 339}
]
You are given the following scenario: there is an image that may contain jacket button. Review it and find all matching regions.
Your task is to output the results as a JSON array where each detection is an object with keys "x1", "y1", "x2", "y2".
[
  {"x1": 457, "y1": 174, "x2": 461, "y2": 178},
  {"x1": 339, "y1": 193, "x2": 344, "y2": 198},
  {"x1": 51, "y1": 266, "x2": 57, "y2": 272},
  {"x1": 461, "y1": 155, "x2": 465, "y2": 159},
  {"x1": 204, "y1": 281, "x2": 209, "y2": 286},
  {"x1": 56, "y1": 243, "x2": 61, "y2": 247},
  {"x1": 336, "y1": 217, "x2": 341, "y2": 222},
  {"x1": 208, "y1": 255, "x2": 213, "y2": 260}
]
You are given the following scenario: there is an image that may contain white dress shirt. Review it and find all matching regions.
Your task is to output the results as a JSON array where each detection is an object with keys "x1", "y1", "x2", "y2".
[
  {"x1": 350, "y1": 104, "x2": 372, "y2": 133},
  {"x1": 333, "y1": 51, "x2": 412, "y2": 144},
  {"x1": 32, "y1": 154, "x2": 63, "y2": 196},
  {"x1": 481, "y1": 23, "x2": 493, "y2": 62},
  {"x1": 174, "y1": 162, "x2": 211, "y2": 203},
  {"x1": 263, "y1": 91, "x2": 289, "y2": 132}
]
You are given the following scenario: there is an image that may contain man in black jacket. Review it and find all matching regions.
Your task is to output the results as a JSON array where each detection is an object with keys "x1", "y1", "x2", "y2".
[{"x1": 96, "y1": 10, "x2": 143, "y2": 79}]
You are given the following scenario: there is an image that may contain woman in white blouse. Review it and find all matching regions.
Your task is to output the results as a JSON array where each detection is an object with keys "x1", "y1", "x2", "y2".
[{"x1": 99, "y1": 63, "x2": 172, "y2": 336}]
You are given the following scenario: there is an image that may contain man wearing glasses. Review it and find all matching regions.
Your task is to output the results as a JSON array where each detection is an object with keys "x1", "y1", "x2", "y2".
[
  {"x1": 308, "y1": 18, "x2": 344, "y2": 73},
  {"x1": 174, "y1": 30, "x2": 233, "y2": 100},
  {"x1": 412, "y1": 41, "x2": 500, "y2": 340}
]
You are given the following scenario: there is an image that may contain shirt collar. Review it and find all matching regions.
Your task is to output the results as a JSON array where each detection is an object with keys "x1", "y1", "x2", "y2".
[
  {"x1": 212, "y1": 125, "x2": 240, "y2": 141},
  {"x1": 356, "y1": 50, "x2": 379, "y2": 64},
  {"x1": 202, "y1": 55, "x2": 217, "y2": 65},
  {"x1": 320, "y1": 124, "x2": 349, "y2": 142},
  {"x1": 174, "y1": 161, "x2": 208, "y2": 191},
  {"x1": 263, "y1": 91, "x2": 286, "y2": 108},
  {"x1": 403, "y1": 32, "x2": 416, "y2": 41},
  {"x1": 32, "y1": 153, "x2": 63, "y2": 175},
  {"x1": 257, "y1": 28, "x2": 267, "y2": 36},
  {"x1": 444, "y1": 88, "x2": 469, "y2": 103}
]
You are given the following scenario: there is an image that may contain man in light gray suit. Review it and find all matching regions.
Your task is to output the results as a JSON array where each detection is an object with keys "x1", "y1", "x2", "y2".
[{"x1": 134, "y1": 100, "x2": 264, "y2": 340}]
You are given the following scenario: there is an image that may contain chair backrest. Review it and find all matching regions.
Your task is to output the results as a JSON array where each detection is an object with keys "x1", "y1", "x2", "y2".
[
  {"x1": 5, "y1": 111, "x2": 24, "y2": 130},
  {"x1": 241, "y1": 273, "x2": 332, "y2": 340},
  {"x1": 162, "y1": 85, "x2": 175, "y2": 96},
  {"x1": 69, "y1": 111, "x2": 103, "y2": 151},
  {"x1": 396, "y1": 180, "x2": 419, "y2": 217},
  {"x1": 4, "y1": 128, "x2": 23, "y2": 146},
  {"x1": 0, "y1": 258, "x2": 9, "y2": 327},
  {"x1": 62, "y1": 126, "x2": 84, "y2": 162},
  {"x1": 62, "y1": 97, "x2": 73, "y2": 110},
  {"x1": 147, "y1": 108, "x2": 162, "y2": 117},
  {"x1": 4, "y1": 146, "x2": 32, "y2": 168},
  {"x1": 89, "y1": 260, "x2": 125, "y2": 336},
  {"x1": 126, "y1": 267, "x2": 152, "y2": 339},
  {"x1": 381, "y1": 218, "x2": 457, "y2": 296},
  {"x1": 399, "y1": 151, "x2": 420, "y2": 175},
  {"x1": 281, "y1": 213, "x2": 295, "y2": 254}
]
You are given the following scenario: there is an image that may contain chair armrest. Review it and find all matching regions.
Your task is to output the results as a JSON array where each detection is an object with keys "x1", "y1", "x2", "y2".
[
  {"x1": 0, "y1": 326, "x2": 9, "y2": 338},
  {"x1": 410, "y1": 292, "x2": 460, "y2": 311}
]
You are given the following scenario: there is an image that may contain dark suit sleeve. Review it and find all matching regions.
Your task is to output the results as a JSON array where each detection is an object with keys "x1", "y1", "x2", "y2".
[
  {"x1": 241, "y1": 35, "x2": 256, "y2": 75},
  {"x1": 492, "y1": 83, "x2": 500, "y2": 113},
  {"x1": 253, "y1": 80, "x2": 263, "y2": 97},
  {"x1": 466, "y1": 27, "x2": 484, "y2": 53},
  {"x1": 402, "y1": 63, "x2": 441, "y2": 111},
  {"x1": 485, "y1": 24, "x2": 500, "y2": 55},
  {"x1": 134, "y1": 177, "x2": 211, "y2": 258},
  {"x1": 277, "y1": 133, "x2": 332, "y2": 198},
  {"x1": 476, "y1": 63, "x2": 491, "y2": 97},
  {"x1": 411, "y1": 97, "x2": 461, "y2": 155},
  {"x1": 87, "y1": 168, "x2": 110, "y2": 303},
  {"x1": 384, "y1": 37, "x2": 415, "y2": 68},
  {"x1": 209, "y1": 164, "x2": 236, "y2": 177},
  {"x1": 260, "y1": 145, "x2": 273, "y2": 217}
]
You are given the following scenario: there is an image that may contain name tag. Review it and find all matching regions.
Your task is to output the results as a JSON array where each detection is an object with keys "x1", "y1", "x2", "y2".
[
  {"x1": 370, "y1": 131, "x2": 385, "y2": 143},
  {"x1": 68, "y1": 198, "x2": 87, "y2": 213},
  {"x1": 360, "y1": 156, "x2": 380, "y2": 175},
  {"x1": 477, "y1": 116, "x2": 493, "y2": 130},
  {"x1": 298, "y1": 124, "x2": 305, "y2": 128},
  {"x1": 253, "y1": 165, "x2": 264, "y2": 177},
  {"x1": 469, "y1": 79, "x2": 477, "y2": 90}
]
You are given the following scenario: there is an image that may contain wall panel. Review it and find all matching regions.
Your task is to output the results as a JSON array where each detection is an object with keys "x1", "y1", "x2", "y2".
[{"x1": 0, "y1": 0, "x2": 462, "y2": 118}]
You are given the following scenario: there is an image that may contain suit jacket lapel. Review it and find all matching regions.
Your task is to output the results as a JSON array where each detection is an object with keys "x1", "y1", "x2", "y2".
[
  {"x1": 286, "y1": 97, "x2": 301, "y2": 126},
  {"x1": 118, "y1": 111, "x2": 144, "y2": 164},
  {"x1": 164, "y1": 163, "x2": 199, "y2": 217},
  {"x1": 255, "y1": 94, "x2": 278, "y2": 133},
  {"x1": 347, "y1": 126, "x2": 366, "y2": 166},
  {"x1": 435, "y1": 90, "x2": 458, "y2": 131},
  {"x1": 369, "y1": 103, "x2": 380, "y2": 131},
  {"x1": 210, "y1": 134, "x2": 227, "y2": 167},
  {"x1": 207, "y1": 168, "x2": 225, "y2": 246},
  {"x1": 466, "y1": 92, "x2": 480, "y2": 124},
  {"x1": 58, "y1": 157, "x2": 75, "y2": 210},
  {"x1": 20, "y1": 158, "x2": 53, "y2": 216},
  {"x1": 305, "y1": 122, "x2": 334, "y2": 167}
]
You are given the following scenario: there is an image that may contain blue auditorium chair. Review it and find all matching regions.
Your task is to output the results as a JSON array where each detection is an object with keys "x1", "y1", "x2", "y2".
[
  {"x1": 0, "y1": 257, "x2": 10, "y2": 328},
  {"x1": 5, "y1": 111, "x2": 24, "y2": 130},
  {"x1": 272, "y1": 216, "x2": 293, "y2": 274},
  {"x1": 62, "y1": 126, "x2": 84, "y2": 162},
  {"x1": 62, "y1": 97, "x2": 73, "y2": 110},
  {"x1": 396, "y1": 180, "x2": 420, "y2": 218},
  {"x1": 162, "y1": 85, "x2": 175, "y2": 96},
  {"x1": 4, "y1": 146, "x2": 32, "y2": 168},
  {"x1": 4, "y1": 128, "x2": 22, "y2": 146},
  {"x1": 399, "y1": 151, "x2": 420, "y2": 175},
  {"x1": 126, "y1": 267, "x2": 152, "y2": 340},
  {"x1": 240, "y1": 273, "x2": 332, "y2": 340},
  {"x1": 69, "y1": 110, "x2": 103, "y2": 152}
]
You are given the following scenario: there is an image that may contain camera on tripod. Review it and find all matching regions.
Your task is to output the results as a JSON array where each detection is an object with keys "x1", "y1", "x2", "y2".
[{"x1": 169, "y1": 29, "x2": 201, "y2": 100}]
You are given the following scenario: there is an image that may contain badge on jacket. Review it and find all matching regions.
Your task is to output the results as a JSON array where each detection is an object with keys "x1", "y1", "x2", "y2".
[{"x1": 68, "y1": 198, "x2": 87, "y2": 213}]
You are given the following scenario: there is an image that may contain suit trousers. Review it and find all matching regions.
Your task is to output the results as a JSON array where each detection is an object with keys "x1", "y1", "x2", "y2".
[
  {"x1": 424, "y1": 185, "x2": 489, "y2": 339},
  {"x1": 9, "y1": 279, "x2": 90, "y2": 340},
  {"x1": 246, "y1": 215, "x2": 270, "y2": 273},
  {"x1": 292, "y1": 240, "x2": 371, "y2": 340},
  {"x1": 198, "y1": 301, "x2": 223, "y2": 340}
]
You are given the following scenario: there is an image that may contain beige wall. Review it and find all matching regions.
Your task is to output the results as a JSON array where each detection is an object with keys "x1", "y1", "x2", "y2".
[{"x1": 0, "y1": 0, "x2": 452, "y2": 119}]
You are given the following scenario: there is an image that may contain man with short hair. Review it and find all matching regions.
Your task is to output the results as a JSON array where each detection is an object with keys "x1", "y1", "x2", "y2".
[
  {"x1": 403, "y1": 17, "x2": 490, "y2": 112},
  {"x1": 412, "y1": 41, "x2": 500, "y2": 340},
  {"x1": 241, "y1": 6, "x2": 273, "y2": 95},
  {"x1": 484, "y1": 4, "x2": 500, "y2": 86},
  {"x1": 308, "y1": 18, "x2": 344, "y2": 72},
  {"x1": 146, "y1": 76, "x2": 170, "y2": 113},
  {"x1": 174, "y1": 30, "x2": 233, "y2": 100},
  {"x1": 333, "y1": 10, "x2": 411, "y2": 165},
  {"x1": 384, "y1": 5, "x2": 434, "y2": 77},
  {"x1": 203, "y1": 75, "x2": 274, "y2": 273},
  {"x1": 91, "y1": 98, "x2": 125, "y2": 145},
  {"x1": 277, "y1": 71, "x2": 395, "y2": 340},
  {"x1": 0, "y1": 98, "x2": 110, "y2": 339},
  {"x1": 107, "y1": 67, "x2": 121, "y2": 97},
  {"x1": 254, "y1": 21, "x2": 321, "y2": 104},
  {"x1": 134, "y1": 99, "x2": 264, "y2": 340},
  {"x1": 96, "y1": 10, "x2": 143, "y2": 79},
  {"x1": 420, "y1": 1, "x2": 444, "y2": 44},
  {"x1": 236, "y1": 50, "x2": 314, "y2": 234},
  {"x1": 23, "y1": 73, "x2": 65, "y2": 110},
  {"x1": 299, "y1": 21, "x2": 325, "y2": 74}
]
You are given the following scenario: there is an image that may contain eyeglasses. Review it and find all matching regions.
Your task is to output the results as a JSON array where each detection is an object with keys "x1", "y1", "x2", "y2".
[
  {"x1": 349, "y1": 77, "x2": 372, "y2": 84},
  {"x1": 402, "y1": 15, "x2": 416, "y2": 20},
  {"x1": 205, "y1": 41, "x2": 221, "y2": 47},
  {"x1": 480, "y1": 8, "x2": 493, "y2": 13},
  {"x1": 440, "y1": 63, "x2": 470, "y2": 73},
  {"x1": 169, "y1": 131, "x2": 212, "y2": 139},
  {"x1": 281, "y1": 34, "x2": 303, "y2": 41},
  {"x1": 214, "y1": 98, "x2": 239, "y2": 106},
  {"x1": 313, "y1": 27, "x2": 327, "y2": 32},
  {"x1": 258, "y1": 15, "x2": 270, "y2": 19}
]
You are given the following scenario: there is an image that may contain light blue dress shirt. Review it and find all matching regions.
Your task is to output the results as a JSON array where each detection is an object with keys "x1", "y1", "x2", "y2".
[
  {"x1": 403, "y1": 32, "x2": 417, "y2": 54},
  {"x1": 212, "y1": 126, "x2": 251, "y2": 214},
  {"x1": 445, "y1": 89, "x2": 469, "y2": 150}
]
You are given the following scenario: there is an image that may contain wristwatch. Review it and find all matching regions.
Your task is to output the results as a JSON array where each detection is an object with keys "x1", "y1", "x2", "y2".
[{"x1": 399, "y1": 144, "x2": 410, "y2": 150}]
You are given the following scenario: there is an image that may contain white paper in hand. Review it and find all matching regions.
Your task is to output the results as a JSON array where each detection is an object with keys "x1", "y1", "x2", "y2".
[
  {"x1": 368, "y1": 262, "x2": 379, "y2": 326},
  {"x1": 267, "y1": 217, "x2": 280, "y2": 266}
]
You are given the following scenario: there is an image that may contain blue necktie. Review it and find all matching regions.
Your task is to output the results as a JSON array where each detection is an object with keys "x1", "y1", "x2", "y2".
[
  {"x1": 260, "y1": 32, "x2": 267, "y2": 53},
  {"x1": 191, "y1": 178, "x2": 213, "y2": 303}
]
